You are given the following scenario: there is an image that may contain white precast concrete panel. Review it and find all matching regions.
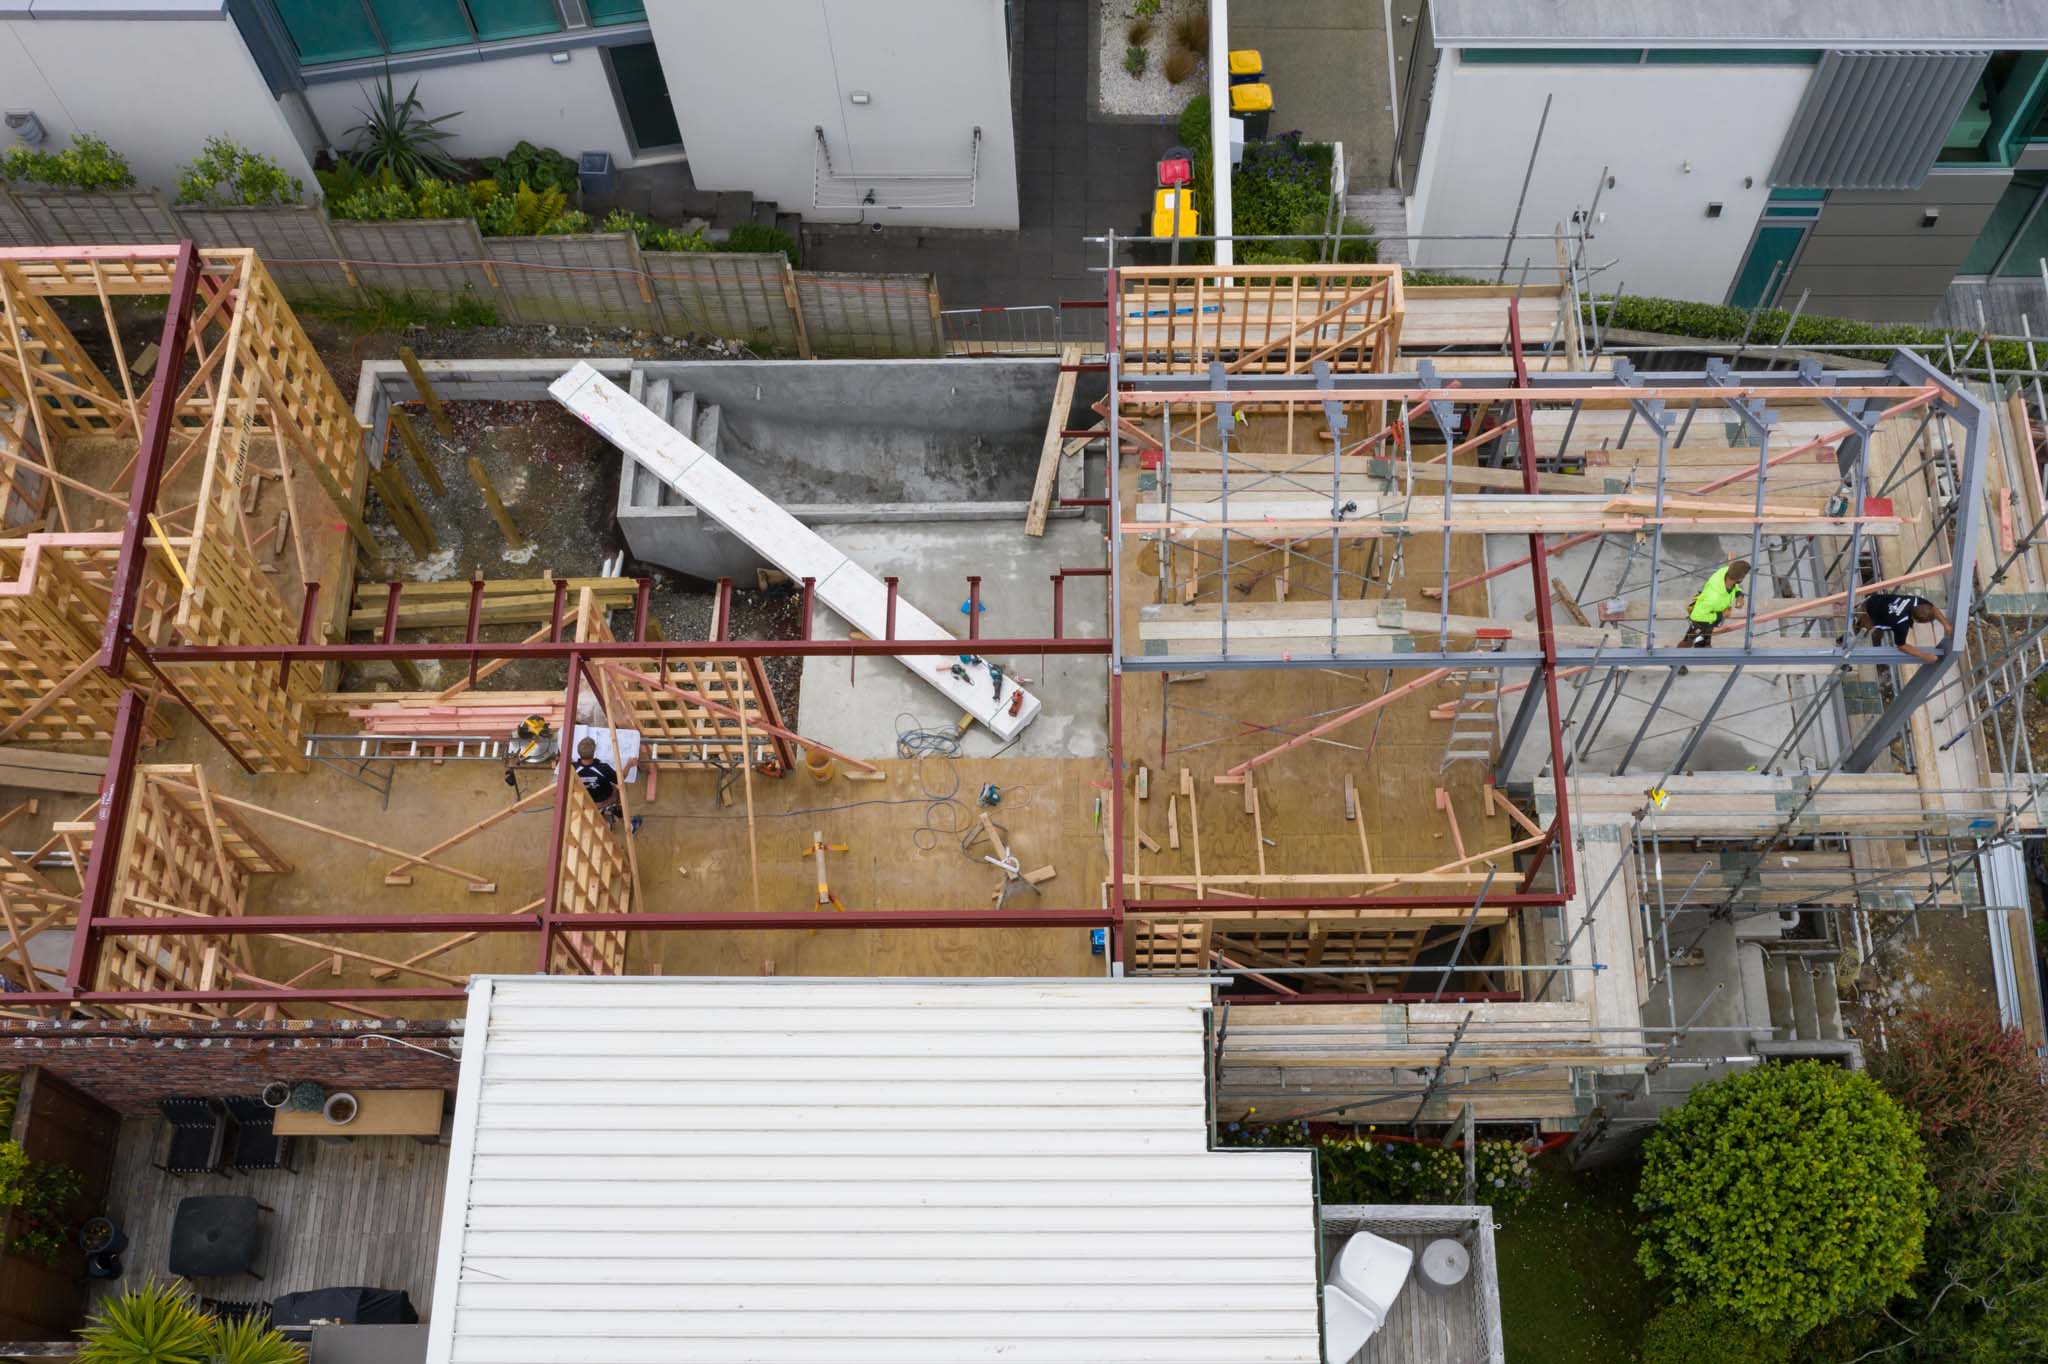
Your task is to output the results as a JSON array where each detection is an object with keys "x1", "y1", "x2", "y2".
[
  {"x1": 299, "y1": 48, "x2": 634, "y2": 168},
  {"x1": 649, "y1": 0, "x2": 1020, "y2": 229},
  {"x1": 0, "y1": 12, "x2": 315, "y2": 197},
  {"x1": 550, "y1": 362, "x2": 1042, "y2": 740},
  {"x1": 426, "y1": 978, "x2": 1321, "y2": 1364},
  {"x1": 1410, "y1": 59, "x2": 1813, "y2": 302}
]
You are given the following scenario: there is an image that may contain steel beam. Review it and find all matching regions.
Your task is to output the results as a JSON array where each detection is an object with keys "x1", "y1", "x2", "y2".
[{"x1": 99, "y1": 241, "x2": 199, "y2": 674}]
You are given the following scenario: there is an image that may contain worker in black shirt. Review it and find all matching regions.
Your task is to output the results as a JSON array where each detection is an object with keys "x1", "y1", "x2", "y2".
[
  {"x1": 1852, "y1": 591, "x2": 1950, "y2": 665},
  {"x1": 572, "y1": 737, "x2": 642, "y2": 833}
]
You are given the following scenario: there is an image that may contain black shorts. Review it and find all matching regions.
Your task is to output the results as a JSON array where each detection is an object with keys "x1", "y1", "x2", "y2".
[{"x1": 1869, "y1": 623, "x2": 1908, "y2": 647}]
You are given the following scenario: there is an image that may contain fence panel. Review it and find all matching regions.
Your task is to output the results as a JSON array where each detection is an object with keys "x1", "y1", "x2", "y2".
[
  {"x1": 0, "y1": 189, "x2": 40, "y2": 247},
  {"x1": 643, "y1": 251, "x2": 800, "y2": 351},
  {"x1": 173, "y1": 205, "x2": 360, "y2": 303},
  {"x1": 795, "y1": 271, "x2": 943, "y2": 357},
  {"x1": 329, "y1": 218, "x2": 505, "y2": 317},
  {"x1": 485, "y1": 233, "x2": 656, "y2": 330},
  {"x1": 13, "y1": 191, "x2": 181, "y2": 245}
]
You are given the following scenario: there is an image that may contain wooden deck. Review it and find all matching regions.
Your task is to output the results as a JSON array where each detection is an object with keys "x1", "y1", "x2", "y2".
[
  {"x1": 1354, "y1": 1231, "x2": 1486, "y2": 1364},
  {"x1": 86, "y1": 1114, "x2": 449, "y2": 1316}
]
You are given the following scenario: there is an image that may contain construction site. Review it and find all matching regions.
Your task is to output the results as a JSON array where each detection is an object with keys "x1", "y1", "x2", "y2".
[{"x1": 0, "y1": 238, "x2": 2043, "y2": 1154}]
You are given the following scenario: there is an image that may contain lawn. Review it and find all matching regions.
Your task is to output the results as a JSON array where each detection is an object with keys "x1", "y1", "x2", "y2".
[{"x1": 1495, "y1": 1162, "x2": 1654, "y2": 1364}]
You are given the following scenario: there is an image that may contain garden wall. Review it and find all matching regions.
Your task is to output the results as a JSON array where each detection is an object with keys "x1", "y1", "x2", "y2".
[{"x1": 0, "y1": 186, "x2": 944, "y2": 357}]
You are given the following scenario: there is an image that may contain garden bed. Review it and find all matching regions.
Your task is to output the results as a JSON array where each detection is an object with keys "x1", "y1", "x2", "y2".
[{"x1": 1098, "y1": 0, "x2": 1210, "y2": 117}]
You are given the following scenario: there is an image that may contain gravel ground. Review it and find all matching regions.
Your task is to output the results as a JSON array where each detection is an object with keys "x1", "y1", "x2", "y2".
[{"x1": 1098, "y1": 0, "x2": 1209, "y2": 118}]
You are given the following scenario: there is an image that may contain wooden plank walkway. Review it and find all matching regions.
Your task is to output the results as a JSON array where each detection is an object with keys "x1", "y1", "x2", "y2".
[{"x1": 86, "y1": 1114, "x2": 449, "y2": 1316}]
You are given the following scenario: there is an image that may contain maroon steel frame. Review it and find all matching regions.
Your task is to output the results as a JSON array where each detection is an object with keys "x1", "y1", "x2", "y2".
[{"x1": 35, "y1": 245, "x2": 1574, "y2": 1015}]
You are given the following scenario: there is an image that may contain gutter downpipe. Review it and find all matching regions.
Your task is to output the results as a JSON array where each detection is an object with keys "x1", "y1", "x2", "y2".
[{"x1": 1210, "y1": 0, "x2": 1233, "y2": 270}]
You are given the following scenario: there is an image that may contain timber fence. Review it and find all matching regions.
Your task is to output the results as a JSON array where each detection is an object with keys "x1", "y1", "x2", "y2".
[{"x1": 0, "y1": 187, "x2": 945, "y2": 358}]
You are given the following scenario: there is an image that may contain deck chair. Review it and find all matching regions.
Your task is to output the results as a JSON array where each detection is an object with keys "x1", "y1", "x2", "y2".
[
  {"x1": 156, "y1": 1097, "x2": 229, "y2": 1178},
  {"x1": 224, "y1": 1097, "x2": 296, "y2": 1174}
]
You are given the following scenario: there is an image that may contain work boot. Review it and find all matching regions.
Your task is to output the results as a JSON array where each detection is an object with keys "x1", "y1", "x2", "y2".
[{"x1": 630, "y1": 815, "x2": 644, "y2": 834}]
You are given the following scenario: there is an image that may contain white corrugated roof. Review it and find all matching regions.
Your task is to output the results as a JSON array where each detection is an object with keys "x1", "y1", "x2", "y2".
[{"x1": 426, "y1": 977, "x2": 1321, "y2": 1364}]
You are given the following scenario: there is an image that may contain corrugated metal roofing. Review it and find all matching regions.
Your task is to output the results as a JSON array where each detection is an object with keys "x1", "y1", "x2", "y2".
[
  {"x1": 1428, "y1": 1, "x2": 2048, "y2": 48},
  {"x1": 426, "y1": 977, "x2": 1321, "y2": 1364},
  {"x1": 1771, "y1": 50, "x2": 1988, "y2": 189}
]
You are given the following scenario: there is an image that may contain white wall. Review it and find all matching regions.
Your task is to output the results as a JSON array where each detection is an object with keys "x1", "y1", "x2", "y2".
[
  {"x1": 0, "y1": 14, "x2": 315, "y2": 200},
  {"x1": 1409, "y1": 59, "x2": 1814, "y2": 302},
  {"x1": 301, "y1": 47, "x2": 634, "y2": 171},
  {"x1": 651, "y1": 0, "x2": 1019, "y2": 229}
]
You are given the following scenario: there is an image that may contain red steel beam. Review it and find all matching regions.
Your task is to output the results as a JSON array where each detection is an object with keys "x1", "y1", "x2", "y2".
[
  {"x1": 87, "y1": 908, "x2": 1113, "y2": 935},
  {"x1": 1126, "y1": 893, "x2": 1568, "y2": 912},
  {"x1": 98, "y1": 241, "x2": 199, "y2": 674},
  {"x1": 64, "y1": 689, "x2": 152, "y2": 991},
  {"x1": 1219, "y1": 991, "x2": 1524, "y2": 1004},
  {"x1": 140, "y1": 635, "x2": 1112, "y2": 664},
  {"x1": 1509, "y1": 300, "x2": 1578, "y2": 902}
]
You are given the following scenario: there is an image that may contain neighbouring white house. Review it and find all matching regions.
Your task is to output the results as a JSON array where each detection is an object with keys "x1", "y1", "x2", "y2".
[
  {"x1": 1396, "y1": 1, "x2": 2048, "y2": 322},
  {"x1": 0, "y1": 0, "x2": 1019, "y2": 230}
]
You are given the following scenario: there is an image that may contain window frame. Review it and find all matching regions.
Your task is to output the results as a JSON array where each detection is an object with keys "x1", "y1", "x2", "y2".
[{"x1": 266, "y1": 0, "x2": 647, "y2": 73}]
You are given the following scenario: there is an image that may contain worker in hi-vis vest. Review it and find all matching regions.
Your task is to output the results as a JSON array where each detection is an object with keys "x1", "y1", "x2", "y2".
[{"x1": 1675, "y1": 559, "x2": 1749, "y2": 671}]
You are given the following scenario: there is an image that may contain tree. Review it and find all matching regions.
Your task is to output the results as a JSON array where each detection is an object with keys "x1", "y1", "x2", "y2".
[
  {"x1": 1635, "y1": 1060, "x2": 1932, "y2": 1336},
  {"x1": 1867, "y1": 1009, "x2": 2048, "y2": 1223},
  {"x1": 1885, "y1": 1168, "x2": 2048, "y2": 1362}
]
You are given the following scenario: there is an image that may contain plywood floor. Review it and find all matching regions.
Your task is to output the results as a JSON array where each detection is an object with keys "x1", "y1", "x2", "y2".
[
  {"x1": 88, "y1": 1113, "x2": 448, "y2": 1316},
  {"x1": 138, "y1": 710, "x2": 1109, "y2": 1014}
]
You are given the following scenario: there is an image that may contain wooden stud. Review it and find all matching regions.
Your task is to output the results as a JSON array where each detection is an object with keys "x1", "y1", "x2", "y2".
[
  {"x1": 1167, "y1": 796, "x2": 1181, "y2": 850},
  {"x1": 1025, "y1": 343, "x2": 1082, "y2": 536},
  {"x1": 468, "y1": 456, "x2": 525, "y2": 549},
  {"x1": 1135, "y1": 764, "x2": 1150, "y2": 800},
  {"x1": 1138, "y1": 828, "x2": 1160, "y2": 853},
  {"x1": 303, "y1": 453, "x2": 385, "y2": 570},
  {"x1": 398, "y1": 347, "x2": 454, "y2": 437},
  {"x1": 390, "y1": 407, "x2": 445, "y2": 496},
  {"x1": 1343, "y1": 774, "x2": 1357, "y2": 821}
]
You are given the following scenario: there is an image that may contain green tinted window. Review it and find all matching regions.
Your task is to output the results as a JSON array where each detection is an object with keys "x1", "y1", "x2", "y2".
[
  {"x1": 272, "y1": 0, "x2": 382, "y2": 64},
  {"x1": 1960, "y1": 172, "x2": 2048, "y2": 276},
  {"x1": 367, "y1": 0, "x2": 473, "y2": 54},
  {"x1": 467, "y1": 0, "x2": 563, "y2": 41},
  {"x1": 1461, "y1": 48, "x2": 1642, "y2": 64},
  {"x1": 588, "y1": 0, "x2": 648, "y2": 24}
]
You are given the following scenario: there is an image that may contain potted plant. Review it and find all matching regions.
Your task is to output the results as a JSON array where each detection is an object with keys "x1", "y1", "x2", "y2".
[
  {"x1": 288, "y1": 1081, "x2": 326, "y2": 1113},
  {"x1": 323, "y1": 1092, "x2": 359, "y2": 1127},
  {"x1": 260, "y1": 1081, "x2": 292, "y2": 1110}
]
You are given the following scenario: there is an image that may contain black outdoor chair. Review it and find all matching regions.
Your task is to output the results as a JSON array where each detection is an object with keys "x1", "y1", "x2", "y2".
[
  {"x1": 224, "y1": 1097, "x2": 295, "y2": 1174},
  {"x1": 155, "y1": 1097, "x2": 229, "y2": 1178}
]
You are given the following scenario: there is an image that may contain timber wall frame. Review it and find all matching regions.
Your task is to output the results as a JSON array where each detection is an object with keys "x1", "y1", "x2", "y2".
[{"x1": 11, "y1": 245, "x2": 1994, "y2": 1018}]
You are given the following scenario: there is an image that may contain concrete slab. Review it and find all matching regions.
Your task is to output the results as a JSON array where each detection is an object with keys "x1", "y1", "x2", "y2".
[
  {"x1": 795, "y1": 521, "x2": 1110, "y2": 762},
  {"x1": 1230, "y1": 0, "x2": 1395, "y2": 187}
]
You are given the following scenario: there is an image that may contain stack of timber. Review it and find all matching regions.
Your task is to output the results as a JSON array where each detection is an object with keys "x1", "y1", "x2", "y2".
[{"x1": 339, "y1": 691, "x2": 566, "y2": 739}]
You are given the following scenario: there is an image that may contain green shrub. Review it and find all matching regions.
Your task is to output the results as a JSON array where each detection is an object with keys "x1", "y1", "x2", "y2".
[
  {"x1": 345, "y1": 76, "x2": 463, "y2": 186},
  {"x1": 481, "y1": 140, "x2": 578, "y2": 197},
  {"x1": 1172, "y1": 8, "x2": 1208, "y2": 55},
  {"x1": 722, "y1": 221, "x2": 799, "y2": 266},
  {"x1": 329, "y1": 175, "x2": 587, "y2": 235},
  {"x1": 79, "y1": 1281, "x2": 305, "y2": 1364},
  {"x1": 0, "y1": 1138, "x2": 81, "y2": 1265},
  {"x1": 79, "y1": 1282, "x2": 213, "y2": 1364},
  {"x1": 0, "y1": 1072, "x2": 17, "y2": 1136},
  {"x1": 1887, "y1": 1168, "x2": 2048, "y2": 1363},
  {"x1": 1163, "y1": 47, "x2": 1197, "y2": 84},
  {"x1": 1222, "y1": 1121, "x2": 1533, "y2": 1211},
  {"x1": 314, "y1": 158, "x2": 370, "y2": 204},
  {"x1": 1178, "y1": 93, "x2": 1212, "y2": 154},
  {"x1": 176, "y1": 135, "x2": 303, "y2": 207},
  {"x1": 1124, "y1": 44, "x2": 1147, "y2": 76},
  {"x1": 0, "y1": 133, "x2": 136, "y2": 191},
  {"x1": 1636, "y1": 1060, "x2": 1932, "y2": 1336},
  {"x1": 1599, "y1": 293, "x2": 2030, "y2": 378},
  {"x1": 600, "y1": 209, "x2": 710, "y2": 253},
  {"x1": 1134, "y1": 0, "x2": 1161, "y2": 15},
  {"x1": 1642, "y1": 1301, "x2": 1791, "y2": 1364},
  {"x1": 1127, "y1": 16, "x2": 1154, "y2": 44}
]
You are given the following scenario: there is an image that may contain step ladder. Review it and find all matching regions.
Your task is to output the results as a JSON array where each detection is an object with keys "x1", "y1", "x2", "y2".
[{"x1": 1440, "y1": 668, "x2": 1500, "y2": 774}]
